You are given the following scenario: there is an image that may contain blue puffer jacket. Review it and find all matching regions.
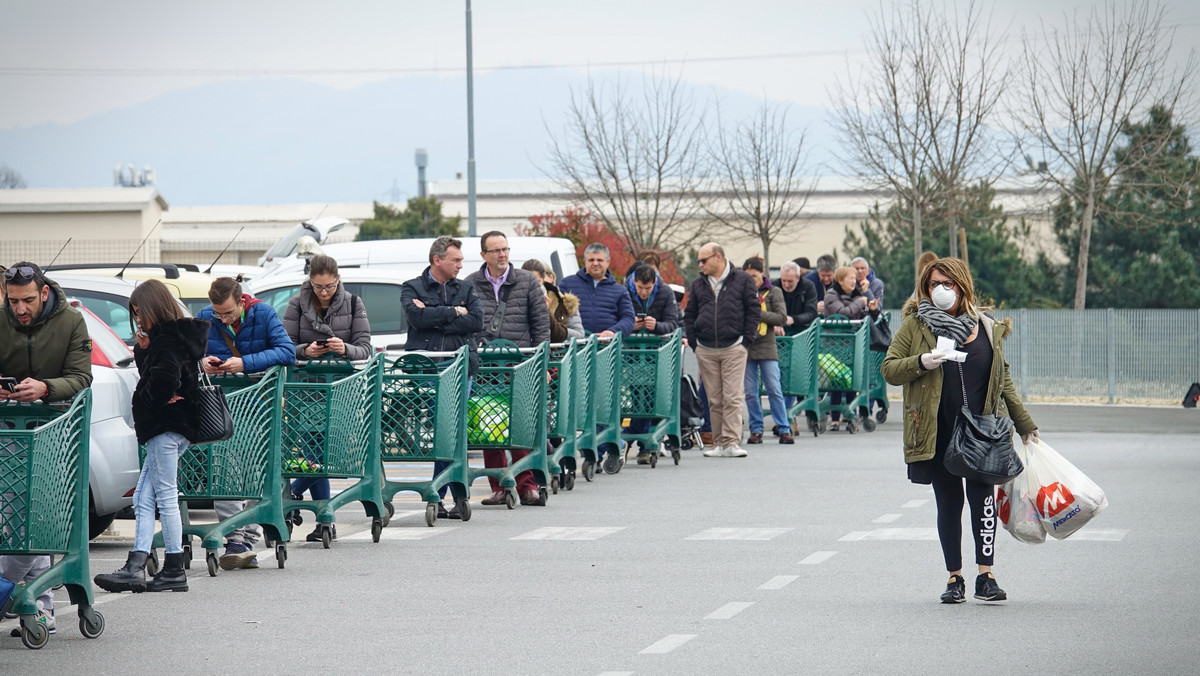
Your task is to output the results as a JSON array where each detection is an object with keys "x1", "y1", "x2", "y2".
[
  {"x1": 196, "y1": 296, "x2": 296, "y2": 373},
  {"x1": 558, "y1": 268, "x2": 636, "y2": 336}
]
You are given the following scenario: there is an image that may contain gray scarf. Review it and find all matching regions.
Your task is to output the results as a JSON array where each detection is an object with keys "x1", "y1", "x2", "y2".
[{"x1": 916, "y1": 299, "x2": 976, "y2": 344}]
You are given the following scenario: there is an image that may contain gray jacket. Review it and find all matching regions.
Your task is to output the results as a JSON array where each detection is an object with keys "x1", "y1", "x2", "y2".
[
  {"x1": 466, "y1": 264, "x2": 550, "y2": 348},
  {"x1": 283, "y1": 280, "x2": 374, "y2": 360}
]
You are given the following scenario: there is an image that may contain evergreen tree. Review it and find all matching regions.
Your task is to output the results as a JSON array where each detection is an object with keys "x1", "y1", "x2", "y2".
[
  {"x1": 355, "y1": 197, "x2": 462, "y2": 241},
  {"x1": 1052, "y1": 106, "x2": 1200, "y2": 308},
  {"x1": 843, "y1": 182, "x2": 1057, "y2": 308}
]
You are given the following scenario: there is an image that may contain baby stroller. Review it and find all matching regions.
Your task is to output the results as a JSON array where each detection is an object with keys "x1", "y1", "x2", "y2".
[{"x1": 677, "y1": 374, "x2": 706, "y2": 450}]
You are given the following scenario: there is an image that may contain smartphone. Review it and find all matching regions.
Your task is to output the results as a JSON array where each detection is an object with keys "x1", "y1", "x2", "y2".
[
  {"x1": 316, "y1": 340, "x2": 328, "y2": 347},
  {"x1": 636, "y1": 313, "x2": 647, "y2": 321},
  {"x1": 0, "y1": 376, "x2": 17, "y2": 393}
]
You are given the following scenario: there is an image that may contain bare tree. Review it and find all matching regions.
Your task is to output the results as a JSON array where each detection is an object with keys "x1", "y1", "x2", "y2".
[
  {"x1": 829, "y1": 0, "x2": 943, "y2": 284},
  {"x1": 920, "y1": 0, "x2": 1010, "y2": 258},
  {"x1": 1013, "y1": 1, "x2": 1195, "y2": 310},
  {"x1": 706, "y1": 101, "x2": 815, "y2": 271},
  {"x1": 0, "y1": 165, "x2": 26, "y2": 189},
  {"x1": 545, "y1": 71, "x2": 711, "y2": 253}
]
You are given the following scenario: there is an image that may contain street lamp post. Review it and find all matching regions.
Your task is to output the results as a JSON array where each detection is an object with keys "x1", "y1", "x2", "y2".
[{"x1": 465, "y1": 0, "x2": 477, "y2": 237}]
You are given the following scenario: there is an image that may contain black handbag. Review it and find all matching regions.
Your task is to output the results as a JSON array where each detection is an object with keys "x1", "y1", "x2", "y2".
[
  {"x1": 943, "y1": 363, "x2": 1022, "y2": 484},
  {"x1": 869, "y1": 315, "x2": 893, "y2": 352},
  {"x1": 193, "y1": 368, "x2": 234, "y2": 444}
]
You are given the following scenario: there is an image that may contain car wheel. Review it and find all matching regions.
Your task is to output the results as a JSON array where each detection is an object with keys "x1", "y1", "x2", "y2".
[{"x1": 88, "y1": 511, "x2": 116, "y2": 540}]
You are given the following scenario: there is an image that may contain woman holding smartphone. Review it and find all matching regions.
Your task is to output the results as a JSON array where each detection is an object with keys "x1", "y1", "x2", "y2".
[
  {"x1": 281, "y1": 255, "x2": 372, "y2": 542},
  {"x1": 94, "y1": 279, "x2": 210, "y2": 593}
]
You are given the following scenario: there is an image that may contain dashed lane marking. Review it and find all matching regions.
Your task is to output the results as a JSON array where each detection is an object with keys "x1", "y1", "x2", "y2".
[
  {"x1": 685, "y1": 528, "x2": 792, "y2": 541},
  {"x1": 873, "y1": 513, "x2": 903, "y2": 523},
  {"x1": 343, "y1": 527, "x2": 458, "y2": 541},
  {"x1": 901, "y1": 499, "x2": 929, "y2": 508},
  {"x1": 839, "y1": 528, "x2": 940, "y2": 541},
  {"x1": 704, "y1": 602, "x2": 755, "y2": 619},
  {"x1": 511, "y1": 527, "x2": 626, "y2": 541},
  {"x1": 639, "y1": 634, "x2": 697, "y2": 654},
  {"x1": 799, "y1": 551, "x2": 838, "y2": 565},
  {"x1": 597, "y1": 672, "x2": 634, "y2": 676},
  {"x1": 758, "y1": 575, "x2": 799, "y2": 590}
]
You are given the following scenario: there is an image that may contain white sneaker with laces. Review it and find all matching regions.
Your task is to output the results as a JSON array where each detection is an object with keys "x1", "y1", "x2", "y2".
[
  {"x1": 726, "y1": 446, "x2": 748, "y2": 458},
  {"x1": 702, "y1": 446, "x2": 725, "y2": 458}
]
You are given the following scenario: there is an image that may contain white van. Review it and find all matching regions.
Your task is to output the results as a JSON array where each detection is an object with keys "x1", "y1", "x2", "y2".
[{"x1": 255, "y1": 236, "x2": 580, "y2": 283}]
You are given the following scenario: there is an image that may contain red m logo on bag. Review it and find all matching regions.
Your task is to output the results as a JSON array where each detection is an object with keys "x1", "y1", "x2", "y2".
[
  {"x1": 1037, "y1": 482, "x2": 1075, "y2": 518},
  {"x1": 997, "y1": 488, "x2": 1011, "y2": 525}
]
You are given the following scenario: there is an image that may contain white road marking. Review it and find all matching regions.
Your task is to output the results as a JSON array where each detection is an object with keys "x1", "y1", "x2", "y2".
[
  {"x1": 685, "y1": 528, "x2": 792, "y2": 541},
  {"x1": 639, "y1": 634, "x2": 697, "y2": 654},
  {"x1": 840, "y1": 528, "x2": 939, "y2": 541},
  {"x1": 597, "y1": 672, "x2": 634, "y2": 676},
  {"x1": 758, "y1": 575, "x2": 799, "y2": 590},
  {"x1": 873, "y1": 513, "x2": 903, "y2": 523},
  {"x1": 705, "y1": 601, "x2": 755, "y2": 619},
  {"x1": 511, "y1": 527, "x2": 625, "y2": 541},
  {"x1": 1063, "y1": 529, "x2": 1128, "y2": 541},
  {"x1": 799, "y1": 551, "x2": 838, "y2": 565},
  {"x1": 901, "y1": 499, "x2": 929, "y2": 508},
  {"x1": 343, "y1": 527, "x2": 457, "y2": 541}
]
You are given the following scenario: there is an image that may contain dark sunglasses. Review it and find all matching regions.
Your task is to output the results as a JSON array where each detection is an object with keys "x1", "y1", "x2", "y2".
[{"x1": 2, "y1": 266, "x2": 37, "y2": 283}]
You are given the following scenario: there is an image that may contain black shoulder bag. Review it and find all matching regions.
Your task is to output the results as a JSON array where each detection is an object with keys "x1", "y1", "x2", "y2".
[
  {"x1": 943, "y1": 362, "x2": 1022, "y2": 485},
  {"x1": 486, "y1": 283, "x2": 515, "y2": 336},
  {"x1": 193, "y1": 367, "x2": 234, "y2": 444},
  {"x1": 869, "y1": 315, "x2": 892, "y2": 352}
]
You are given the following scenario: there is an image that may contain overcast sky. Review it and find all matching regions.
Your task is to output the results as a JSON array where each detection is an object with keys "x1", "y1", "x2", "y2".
[{"x1": 3, "y1": 0, "x2": 1197, "y2": 131}]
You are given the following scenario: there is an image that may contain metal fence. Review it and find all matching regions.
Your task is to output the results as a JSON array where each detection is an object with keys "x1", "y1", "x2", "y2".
[{"x1": 996, "y1": 309, "x2": 1200, "y2": 405}]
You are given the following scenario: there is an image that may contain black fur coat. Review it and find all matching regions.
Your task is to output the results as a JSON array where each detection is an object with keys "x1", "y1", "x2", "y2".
[{"x1": 132, "y1": 318, "x2": 211, "y2": 444}]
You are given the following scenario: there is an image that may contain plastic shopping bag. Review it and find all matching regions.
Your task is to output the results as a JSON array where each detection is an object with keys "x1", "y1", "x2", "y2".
[
  {"x1": 998, "y1": 442, "x2": 1047, "y2": 544},
  {"x1": 818, "y1": 353, "x2": 852, "y2": 390},
  {"x1": 1024, "y1": 438, "x2": 1108, "y2": 540}
]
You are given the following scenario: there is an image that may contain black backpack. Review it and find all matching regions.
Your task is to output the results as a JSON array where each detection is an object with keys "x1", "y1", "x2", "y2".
[{"x1": 1184, "y1": 382, "x2": 1200, "y2": 408}]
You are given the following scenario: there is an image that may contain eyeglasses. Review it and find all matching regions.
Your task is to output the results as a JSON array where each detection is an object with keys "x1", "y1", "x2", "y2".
[
  {"x1": 212, "y1": 307, "x2": 241, "y2": 320},
  {"x1": 483, "y1": 247, "x2": 510, "y2": 255},
  {"x1": 312, "y1": 282, "x2": 339, "y2": 292},
  {"x1": 928, "y1": 279, "x2": 958, "y2": 291},
  {"x1": 2, "y1": 266, "x2": 36, "y2": 283},
  {"x1": 697, "y1": 257, "x2": 711, "y2": 267}
]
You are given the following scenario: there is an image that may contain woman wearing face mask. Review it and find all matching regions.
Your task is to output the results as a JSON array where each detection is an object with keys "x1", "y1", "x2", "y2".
[
  {"x1": 823, "y1": 266, "x2": 879, "y2": 430},
  {"x1": 881, "y1": 258, "x2": 1039, "y2": 604}
]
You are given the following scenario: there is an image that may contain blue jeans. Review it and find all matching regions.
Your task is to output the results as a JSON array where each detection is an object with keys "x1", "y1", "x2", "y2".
[
  {"x1": 290, "y1": 477, "x2": 330, "y2": 501},
  {"x1": 134, "y1": 431, "x2": 190, "y2": 554},
  {"x1": 744, "y1": 359, "x2": 787, "y2": 434},
  {"x1": 697, "y1": 381, "x2": 712, "y2": 433},
  {"x1": 624, "y1": 418, "x2": 652, "y2": 451}
]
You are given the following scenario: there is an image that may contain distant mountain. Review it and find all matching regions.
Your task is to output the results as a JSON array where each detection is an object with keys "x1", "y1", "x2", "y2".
[{"x1": 0, "y1": 71, "x2": 836, "y2": 206}]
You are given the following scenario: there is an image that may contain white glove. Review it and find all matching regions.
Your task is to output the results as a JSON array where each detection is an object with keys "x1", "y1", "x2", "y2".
[
  {"x1": 1021, "y1": 428, "x2": 1040, "y2": 444},
  {"x1": 920, "y1": 351, "x2": 950, "y2": 370}
]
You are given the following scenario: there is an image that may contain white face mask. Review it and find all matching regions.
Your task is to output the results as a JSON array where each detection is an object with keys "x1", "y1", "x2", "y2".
[{"x1": 930, "y1": 284, "x2": 958, "y2": 311}]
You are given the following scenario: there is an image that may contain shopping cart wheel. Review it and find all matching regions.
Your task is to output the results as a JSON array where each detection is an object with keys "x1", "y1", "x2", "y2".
[
  {"x1": 182, "y1": 543, "x2": 192, "y2": 570},
  {"x1": 875, "y1": 408, "x2": 888, "y2": 424},
  {"x1": 538, "y1": 486, "x2": 549, "y2": 505},
  {"x1": 78, "y1": 607, "x2": 104, "y2": 639},
  {"x1": 275, "y1": 544, "x2": 287, "y2": 569},
  {"x1": 371, "y1": 519, "x2": 383, "y2": 542},
  {"x1": 457, "y1": 497, "x2": 472, "y2": 522},
  {"x1": 681, "y1": 437, "x2": 694, "y2": 450},
  {"x1": 20, "y1": 615, "x2": 49, "y2": 649},
  {"x1": 322, "y1": 524, "x2": 334, "y2": 548},
  {"x1": 672, "y1": 449, "x2": 681, "y2": 465},
  {"x1": 551, "y1": 475, "x2": 560, "y2": 494},
  {"x1": 602, "y1": 453, "x2": 622, "y2": 475},
  {"x1": 290, "y1": 511, "x2": 303, "y2": 527},
  {"x1": 146, "y1": 549, "x2": 160, "y2": 577},
  {"x1": 505, "y1": 489, "x2": 517, "y2": 510},
  {"x1": 582, "y1": 460, "x2": 596, "y2": 482},
  {"x1": 206, "y1": 551, "x2": 219, "y2": 578},
  {"x1": 564, "y1": 472, "x2": 576, "y2": 491},
  {"x1": 382, "y1": 501, "x2": 395, "y2": 528},
  {"x1": 862, "y1": 417, "x2": 877, "y2": 432},
  {"x1": 845, "y1": 419, "x2": 858, "y2": 434},
  {"x1": 425, "y1": 503, "x2": 438, "y2": 527},
  {"x1": 649, "y1": 451, "x2": 658, "y2": 468}
]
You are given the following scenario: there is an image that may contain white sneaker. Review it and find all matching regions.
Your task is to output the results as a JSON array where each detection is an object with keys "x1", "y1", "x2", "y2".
[
  {"x1": 726, "y1": 446, "x2": 748, "y2": 458},
  {"x1": 703, "y1": 446, "x2": 725, "y2": 458}
]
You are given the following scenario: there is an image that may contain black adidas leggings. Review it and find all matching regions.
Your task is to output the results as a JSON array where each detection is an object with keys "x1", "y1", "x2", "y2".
[{"x1": 930, "y1": 445, "x2": 997, "y2": 571}]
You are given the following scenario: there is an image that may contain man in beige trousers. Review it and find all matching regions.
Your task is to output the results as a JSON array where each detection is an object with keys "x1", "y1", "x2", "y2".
[{"x1": 683, "y1": 243, "x2": 761, "y2": 458}]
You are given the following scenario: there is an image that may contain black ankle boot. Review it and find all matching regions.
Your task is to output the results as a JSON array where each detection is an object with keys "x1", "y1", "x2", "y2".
[
  {"x1": 94, "y1": 550, "x2": 151, "y2": 593},
  {"x1": 146, "y1": 552, "x2": 188, "y2": 592}
]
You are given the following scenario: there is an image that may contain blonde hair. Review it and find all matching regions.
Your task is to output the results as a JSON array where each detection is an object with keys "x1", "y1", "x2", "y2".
[{"x1": 833, "y1": 266, "x2": 856, "y2": 285}]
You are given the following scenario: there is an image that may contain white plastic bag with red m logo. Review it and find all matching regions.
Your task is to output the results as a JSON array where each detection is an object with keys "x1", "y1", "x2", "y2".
[
  {"x1": 998, "y1": 442, "x2": 1047, "y2": 544},
  {"x1": 1023, "y1": 438, "x2": 1108, "y2": 540}
]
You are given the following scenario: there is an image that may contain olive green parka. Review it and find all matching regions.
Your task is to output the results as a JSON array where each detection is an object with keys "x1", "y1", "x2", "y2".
[
  {"x1": 881, "y1": 300, "x2": 1036, "y2": 464},
  {"x1": 0, "y1": 277, "x2": 94, "y2": 402}
]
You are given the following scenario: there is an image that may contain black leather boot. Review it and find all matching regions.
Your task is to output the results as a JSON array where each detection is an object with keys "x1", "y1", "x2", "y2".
[
  {"x1": 146, "y1": 552, "x2": 188, "y2": 593},
  {"x1": 94, "y1": 550, "x2": 151, "y2": 593}
]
